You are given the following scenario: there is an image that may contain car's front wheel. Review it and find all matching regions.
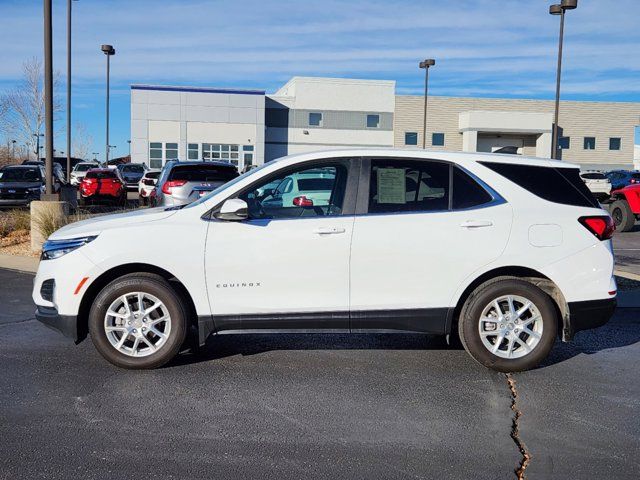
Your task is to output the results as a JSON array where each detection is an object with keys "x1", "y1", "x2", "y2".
[
  {"x1": 89, "y1": 273, "x2": 188, "y2": 369},
  {"x1": 458, "y1": 279, "x2": 557, "y2": 372}
]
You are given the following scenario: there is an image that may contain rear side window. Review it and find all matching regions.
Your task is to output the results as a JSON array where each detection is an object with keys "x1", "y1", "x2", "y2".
[
  {"x1": 169, "y1": 165, "x2": 238, "y2": 182},
  {"x1": 480, "y1": 162, "x2": 598, "y2": 208},
  {"x1": 452, "y1": 167, "x2": 493, "y2": 209}
]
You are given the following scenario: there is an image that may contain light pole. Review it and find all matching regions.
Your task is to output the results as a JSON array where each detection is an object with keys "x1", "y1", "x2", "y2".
[
  {"x1": 66, "y1": 0, "x2": 79, "y2": 182},
  {"x1": 44, "y1": 0, "x2": 54, "y2": 195},
  {"x1": 33, "y1": 133, "x2": 44, "y2": 159},
  {"x1": 92, "y1": 152, "x2": 99, "y2": 163},
  {"x1": 550, "y1": 0, "x2": 578, "y2": 159},
  {"x1": 11, "y1": 140, "x2": 16, "y2": 160},
  {"x1": 101, "y1": 44, "x2": 115, "y2": 163},
  {"x1": 127, "y1": 139, "x2": 131, "y2": 157},
  {"x1": 419, "y1": 59, "x2": 436, "y2": 149}
]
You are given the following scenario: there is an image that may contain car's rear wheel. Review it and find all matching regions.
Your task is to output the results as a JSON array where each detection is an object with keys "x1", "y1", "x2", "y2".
[
  {"x1": 89, "y1": 274, "x2": 188, "y2": 369},
  {"x1": 611, "y1": 199, "x2": 635, "y2": 232},
  {"x1": 458, "y1": 279, "x2": 557, "y2": 372}
]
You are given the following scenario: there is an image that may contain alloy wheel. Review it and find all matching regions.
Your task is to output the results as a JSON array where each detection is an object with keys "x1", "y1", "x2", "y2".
[
  {"x1": 104, "y1": 292, "x2": 171, "y2": 357},
  {"x1": 478, "y1": 294, "x2": 543, "y2": 359}
]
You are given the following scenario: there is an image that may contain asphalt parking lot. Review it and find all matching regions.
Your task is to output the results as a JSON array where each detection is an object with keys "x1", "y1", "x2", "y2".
[
  {"x1": 613, "y1": 225, "x2": 640, "y2": 276},
  {"x1": 1, "y1": 268, "x2": 639, "y2": 479}
]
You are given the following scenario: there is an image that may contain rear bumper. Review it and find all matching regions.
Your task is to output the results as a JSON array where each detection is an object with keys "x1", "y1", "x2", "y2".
[
  {"x1": 565, "y1": 298, "x2": 616, "y2": 340},
  {"x1": 35, "y1": 305, "x2": 80, "y2": 342}
]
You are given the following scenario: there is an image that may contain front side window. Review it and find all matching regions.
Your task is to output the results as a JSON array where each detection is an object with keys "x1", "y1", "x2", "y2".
[
  {"x1": 309, "y1": 112, "x2": 323, "y2": 127},
  {"x1": 584, "y1": 137, "x2": 596, "y2": 150},
  {"x1": 239, "y1": 164, "x2": 348, "y2": 219},
  {"x1": 405, "y1": 132, "x2": 418, "y2": 146},
  {"x1": 609, "y1": 137, "x2": 621, "y2": 150},
  {"x1": 366, "y1": 114, "x2": 380, "y2": 128},
  {"x1": 432, "y1": 133, "x2": 445, "y2": 146},
  {"x1": 368, "y1": 160, "x2": 449, "y2": 214}
]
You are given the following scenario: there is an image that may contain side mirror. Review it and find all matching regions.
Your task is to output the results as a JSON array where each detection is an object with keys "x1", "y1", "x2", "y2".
[{"x1": 214, "y1": 198, "x2": 248, "y2": 221}]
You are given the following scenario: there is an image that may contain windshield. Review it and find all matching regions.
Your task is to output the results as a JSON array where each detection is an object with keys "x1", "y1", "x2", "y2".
[
  {"x1": 0, "y1": 168, "x2": 42, "y2": 182},
  {"x1": 185, "y1": 161, "x2": 274, "y2": 209}
]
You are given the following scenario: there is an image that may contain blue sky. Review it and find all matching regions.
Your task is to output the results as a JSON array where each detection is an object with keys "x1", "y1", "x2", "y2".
[{"x1": 1, "y1": 0, "x2": 639, "y2": 159}]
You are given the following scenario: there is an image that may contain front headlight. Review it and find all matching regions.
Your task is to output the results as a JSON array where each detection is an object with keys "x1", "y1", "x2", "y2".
[{"x1": 41, "y1": 235, "x2": 97, "y2": 260}]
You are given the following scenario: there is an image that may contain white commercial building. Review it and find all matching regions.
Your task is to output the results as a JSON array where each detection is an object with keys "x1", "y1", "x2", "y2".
[{"x1": 130, "y1": 77, "x2": 640, "y2": 171}]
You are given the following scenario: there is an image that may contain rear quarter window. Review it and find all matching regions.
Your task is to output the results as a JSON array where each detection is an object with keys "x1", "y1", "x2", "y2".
[{"x1": 480, "y1": 162, "x2": 599, "y2": 208}]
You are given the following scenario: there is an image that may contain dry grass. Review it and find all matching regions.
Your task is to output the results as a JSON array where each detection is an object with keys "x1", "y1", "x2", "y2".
[
  {"x1": 32, "y1": 205, "x2": 69, "y2": 239},
  {"x1": 0, "y1": 210, "x2": 31, "y2": 238}
]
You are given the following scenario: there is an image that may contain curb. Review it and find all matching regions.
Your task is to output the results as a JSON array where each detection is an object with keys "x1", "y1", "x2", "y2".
[{"x1": 0, "y1": 254, "x2": 39, "y2": 274}]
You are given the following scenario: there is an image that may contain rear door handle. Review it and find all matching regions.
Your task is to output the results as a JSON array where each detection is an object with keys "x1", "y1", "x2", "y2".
[
  {"x1": 460, "y1": 220, "x2": 493, "y2": 228},
  {"x1": 313, "y1": 227, "x2": 346, "y2": 235}
]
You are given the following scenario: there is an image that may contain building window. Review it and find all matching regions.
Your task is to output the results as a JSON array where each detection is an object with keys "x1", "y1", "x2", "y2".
[
  {"x1": 609, "y1": 137, "x2": 621, "y2": 150},
  {"x1": 188, "y1": 143, "x2": 199, "y2": 160},
  {"x1": 559, "y1": 136, "x2": 570, "y2": 149},
  {"x1": 244, "y1": 153, "x2": 253, "y2": 166},
  {"x1": 243, "y1": 145, "x2": 254, "y2": 152},
  {"x1": 584, "y1": 137, "x2": 596, "y2": 150},
  {"x1": 149, "y1": 142, "x2": 177, "y2": 169},
  {"x1": 203, "y1": 143, "x2": 240, "y2": 165},
  {"x1": 432, "y1": 133, "x2": 445, "y2": 146},
  {"x1": 149, "y1": 142, "x2": 163, "y2": 169},
  {"x1": 309, "y1": 112, "x2": 323, "y2": 127},
  {"x1": 366, "y1": 114, "x2": 380, "y2": 128},
  {"x1": 405, "y1": 132, "x2": 418, "y2": 146}
]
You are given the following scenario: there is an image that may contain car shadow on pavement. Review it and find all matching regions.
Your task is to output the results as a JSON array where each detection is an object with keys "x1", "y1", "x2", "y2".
[
  {"x1": 170, "y1": 332, "x2": 455, "y2": 367},
  {"x1": 169, "y1": 309, "x2": 640, "y2": 369},
  {"x1": 540, "y1": 308, "x2": 640, "y2": 368}
]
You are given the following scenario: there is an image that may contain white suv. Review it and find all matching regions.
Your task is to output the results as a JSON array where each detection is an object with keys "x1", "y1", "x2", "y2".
[{"x1": 33, "y1": 150, "x2": 616, "y2": 371}]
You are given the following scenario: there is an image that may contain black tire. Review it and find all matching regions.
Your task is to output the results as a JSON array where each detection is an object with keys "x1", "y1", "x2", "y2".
[
  {"x1": 611, "y1": 199, "x2": 635, "y2": 232},
  {"x1": 458, "y1": 279, "x2": 557, "y2": 372},
  {"x1": 89, "y1": 273, "x2": 188, "y2": 369}
]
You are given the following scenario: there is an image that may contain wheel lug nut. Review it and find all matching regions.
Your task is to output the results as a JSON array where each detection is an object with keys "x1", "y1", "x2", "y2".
[{"x1": 133, "y1": 329, "x2": 137, "y2": 333}]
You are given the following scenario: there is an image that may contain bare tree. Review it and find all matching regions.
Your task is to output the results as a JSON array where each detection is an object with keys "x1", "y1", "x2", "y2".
[
  {"x1": 0, "y1": 57, "x2": 61, "y2": 159},
  {"x1": 72, "y1": 123, "x2": 93, "y2": 160}
]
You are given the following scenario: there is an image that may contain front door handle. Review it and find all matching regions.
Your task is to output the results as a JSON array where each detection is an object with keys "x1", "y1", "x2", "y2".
[
  {"x1": 460, "y1": 220, "x2": 493, "y2": 228},
  {"x1": 313, "y1": 227, "x2": 346, "y2": 235}
]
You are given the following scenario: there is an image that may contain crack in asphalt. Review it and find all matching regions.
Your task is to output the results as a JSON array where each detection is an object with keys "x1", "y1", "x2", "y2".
[{"x1": 506, "y1": 373, "x2": 531, "y2": 480}]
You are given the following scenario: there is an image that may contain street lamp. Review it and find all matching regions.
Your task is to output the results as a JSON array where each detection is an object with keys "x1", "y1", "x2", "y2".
[
  {"x1": 127, "y1": 139, "x2": 131, "y2": 156},
  {"x1": 11, "y1": 140, "x2": 16, "y2": 160},
  {"x1": 419, "y1": 58, "x2": 436, "y2": 149},
  {"x1": 33, "y1": 133, "x2": 44, "y2": 159},
  {"x1": 550, "y1": 0, "x2": 578, "y2": 159},
  {"x1": 101, "y1": 44, "x2": 115, "y2": 163},
  {"x1": 44, "y1": 0, "x2": 54, "y2": 195},
  {"x1": 66, "y1": 0, "x2": 79, "y2": 182}
]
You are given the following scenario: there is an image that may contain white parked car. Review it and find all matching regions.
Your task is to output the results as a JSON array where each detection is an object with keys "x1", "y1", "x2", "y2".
[
  {"x1": 33, "y1": 149, "x2": 616, "y2": 371},
  {"x1": 137, "y1": 168, "x2": 161, "y2": 205},
  {"x1": 70, "y1": 162, "x2": 100, "y2": 186},
  {"x1": 580, "y1": 171, "x2": 611, "y2": 202}
]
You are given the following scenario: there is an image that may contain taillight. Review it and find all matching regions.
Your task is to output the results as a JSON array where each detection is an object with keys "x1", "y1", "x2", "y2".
[
  {"x1": 579, "y1": 215, "x2": 615, "y2": 240},
  {"x1": 162, "y1": 180, "x2": 186, "y2": 195},
  {"x1": 293, "y1": 195, "x2": 314, "y2": 207}
]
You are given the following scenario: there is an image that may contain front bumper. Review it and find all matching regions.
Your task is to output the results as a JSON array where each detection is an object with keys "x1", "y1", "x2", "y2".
[
  {"x1": 35, "y1": 305, "x2": 80, "y2": 342},
  {"x1": 565, "y1": 298, "x2": 616, "y2": 340}
]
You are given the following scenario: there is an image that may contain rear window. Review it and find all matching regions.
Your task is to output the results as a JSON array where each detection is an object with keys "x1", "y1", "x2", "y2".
[
  {"x1": 168, "y1": 165, "x2": 238, "y2": 182},
  {"x1": 86, "y1": 171, "x2": 117, "y2": 180},
  {"x1": 121, "y1": 164, "x2": 145, "y2": 173},
  {"x1": 581, "y1": 172, "x2": 606, "y2": 180},
  {"x1": 632, "y1": 173, "x2": 640, "y2": 180},
  {"x1": 146, "y1": 171, "x2": 161, "y2": 179},
  {"x1": 480, "y1": 162, "x2": 598, "y2": 208}
]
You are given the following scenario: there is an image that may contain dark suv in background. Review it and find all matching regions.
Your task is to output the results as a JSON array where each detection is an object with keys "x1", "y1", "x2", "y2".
[
  {"x1": 0, "y1": 165, "x2": 48, "y2": 206},
  {"x1": 151, "y1": 160, "x2": 238, "y2": 207},
  {"x1": 117, "y1": 163, "x2": 147, "y2": 190}
]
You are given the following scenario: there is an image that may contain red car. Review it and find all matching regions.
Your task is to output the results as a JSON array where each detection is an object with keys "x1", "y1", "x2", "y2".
[
  {"x1": 608, "y1": 184, "x2": 640, "y2": 232},
  {"x1": 79, "y1": 168, "x2": 127, "y2": 206}
]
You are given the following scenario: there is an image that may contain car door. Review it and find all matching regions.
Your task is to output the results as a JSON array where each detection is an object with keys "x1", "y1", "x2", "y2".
[
  {"x1": 349, "y1": 157, "x2": 513, "y2": 333},
  {"x1": 204, "y1": 158, "x2": 358, "y2": 330}
]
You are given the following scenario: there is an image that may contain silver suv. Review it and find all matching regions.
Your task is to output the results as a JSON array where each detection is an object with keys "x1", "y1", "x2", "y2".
[{"x1": 152, "y1": 161, "x2": 238, "y2": 207}]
